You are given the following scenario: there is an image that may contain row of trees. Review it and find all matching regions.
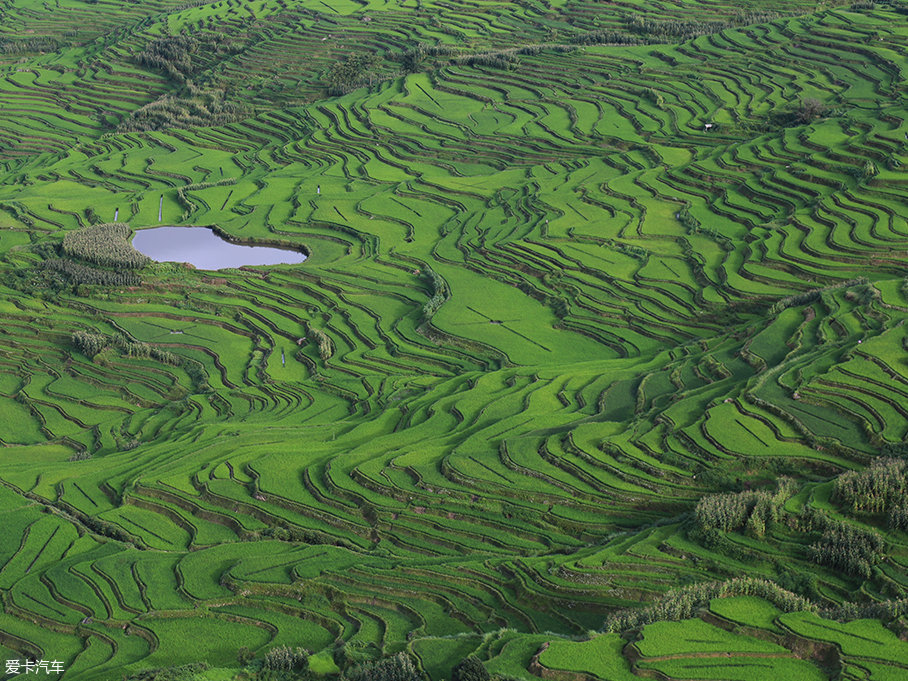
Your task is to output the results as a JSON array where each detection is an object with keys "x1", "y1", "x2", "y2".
[
  {"x1": 0, "y1": 38, "x2": 58, "y2": 54},
  {"x1": 602, "y1": 576, "x2": 813, "y2": 632},
  {"x1": 235, "y1": 646, "x2": 494, "y2": 681},
  {"x1": 625, "y1": 12, "x2": 780, "y2": 40},
  {"x1": 62, "y1": 222, "x2": 151, "y2": 269},
  {"x1": 43, "y1": 258, "x2": 142, "y2": 287}
]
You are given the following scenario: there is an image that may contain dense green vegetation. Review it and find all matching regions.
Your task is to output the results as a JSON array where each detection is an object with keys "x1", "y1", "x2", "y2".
[{"x1": 0, "y1": 0, "x2": 906, "y2": 679}]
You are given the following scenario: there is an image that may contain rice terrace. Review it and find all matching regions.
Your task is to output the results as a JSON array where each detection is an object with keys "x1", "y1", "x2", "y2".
[{"x1": 0, "y1": 0, "x2": 907, "y2": 678}]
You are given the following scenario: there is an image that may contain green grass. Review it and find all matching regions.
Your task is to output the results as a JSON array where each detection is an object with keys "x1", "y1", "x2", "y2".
[
  {"x1": 709, "y1": 596, "x2": 782, "y2": 631},
  {"x1": 538, "y1": 634, "x2": 637, "y2": 681},
  {"x1": 0, "y1": 0, "x2": 906, "y2": 677}
]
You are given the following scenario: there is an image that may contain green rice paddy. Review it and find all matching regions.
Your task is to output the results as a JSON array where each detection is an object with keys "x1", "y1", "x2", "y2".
[{"x1": 0, "y1": 0, "x2": 906, "y2": 678}]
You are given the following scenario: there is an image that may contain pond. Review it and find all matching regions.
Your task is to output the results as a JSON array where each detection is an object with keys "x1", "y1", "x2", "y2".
[{"x1": 132, "y1": 226, "x2": 306, "y2": 270}]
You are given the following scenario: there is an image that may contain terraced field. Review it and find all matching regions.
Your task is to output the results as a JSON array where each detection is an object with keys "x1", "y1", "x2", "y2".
[{"x1": 0, "y1": 0, "x2": 906, "y2": 678}]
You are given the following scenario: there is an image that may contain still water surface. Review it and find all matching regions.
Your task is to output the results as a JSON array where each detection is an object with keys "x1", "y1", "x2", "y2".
[{"x1": 132, "y1": 226, "x2": 306, "y2": 270}]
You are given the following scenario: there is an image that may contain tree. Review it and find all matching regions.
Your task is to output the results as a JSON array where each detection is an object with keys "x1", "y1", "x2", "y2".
[
  {"x1": 451, "y1": 656, "x2": 489, "y2": 681},
  {"x1": 795, "y1": 97, "x2": 827, "y2": 123},
  {"x1": 326, "y1": 53, "x2": 382, "y2": 96}
]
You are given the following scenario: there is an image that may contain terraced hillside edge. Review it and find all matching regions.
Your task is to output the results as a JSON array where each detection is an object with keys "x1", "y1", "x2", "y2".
[{"x1": 0, "y1": 0, "x2": 906, "y2": 679}]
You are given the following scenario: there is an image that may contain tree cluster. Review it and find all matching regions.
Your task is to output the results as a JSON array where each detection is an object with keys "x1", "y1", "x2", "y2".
[
  {"x1": 833, "y1": 458, "x2": 907, "y2": 515},
  {"x1": 71, "y1": 331, "x2": 109, "y2": 359},
  {"x1": 345, "y1": 653, "x2": 423, "y2": 681},
  {"x1": 889, "y1": 505, "x2": 908, "y2": 531},
  {"x1": 453, "y1": 51, "x2": 518, "y2": 70},
  {"x1": 43, "y1": 258, "x2": 142, "y2": 287},
  {"x1": 625, "y1": 12, "x2": 780, "y2": 40},
  {"x1": 136, "y1": 33, "x2": 238, "y2": 83},
  {"x1": 307, "y1": 327, "x2": 334, "y2": 361},
  {"x1": 263, "y1": 646, "x2": 309, "y2": 673},
  {"x1": 694, "y1": 479, "x2": 791, "y2": 538},
  {"x1": 326, "y1": 53, "x2": 382, "y2": 96},
  {"x1": 807, "y1": 518, "x2": 884, "y2": 579},
  {"x1": 396, "y1": 44, "x2": 459, "y2": 73},
  {"x1": 0, "y1": 38, "x2": 58, "y2": 54},
  {"x1": 62, "y1": 223, "x2": 151, "y2": 269},
  {"x1": 420, "y1": 266, "x2": 449, "y2": 322},
  {"x1": 119, "y1": 86, "x2": 251, "y2": 132},
  {"x1": 124, "y1": 663, "x2": 209, "y2": 681},
  {"x1": 71, "y1": 330, "x2": 179, "y2": 366},
  {"x1": 452, "y1": 656, "x2": 489, "y2": 681},
  {"x1": 571, "y1": 30, "x2": 640, "y2": 46}
]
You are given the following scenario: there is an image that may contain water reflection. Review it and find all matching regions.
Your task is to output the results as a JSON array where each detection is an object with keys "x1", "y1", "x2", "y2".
[{"x1": 132, "y1": 226, "x2": 306, "y2": 270}]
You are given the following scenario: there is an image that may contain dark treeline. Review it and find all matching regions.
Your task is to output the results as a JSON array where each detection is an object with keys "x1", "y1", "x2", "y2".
[
  {"x1": 0, "y1": 38, "x2": 59, "y2": 54},
  {"x1": 42, "y1": 258, "x2": 142, "y2": 287},
  {"x1": 625, "y1": 12, "x2": 781, "y2": 40}
]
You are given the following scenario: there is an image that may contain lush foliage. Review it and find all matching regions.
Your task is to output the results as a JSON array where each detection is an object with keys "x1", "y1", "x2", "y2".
[
  {"x1": 0, "y1": 0, "x2": 905, "y2": 678},
  {"x1": 62, "y1": 223, "x2": 151, "y2": 269}
]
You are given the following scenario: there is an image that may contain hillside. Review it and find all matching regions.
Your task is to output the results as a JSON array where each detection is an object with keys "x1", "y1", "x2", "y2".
[{"x1": 0, "y1": 0, "x2": 906, "y2": 679}]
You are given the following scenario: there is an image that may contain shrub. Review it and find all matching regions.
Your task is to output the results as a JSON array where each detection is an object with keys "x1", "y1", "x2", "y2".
[{"x1": 452, "y1": 656, "x2": 489, "y2": 681}]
